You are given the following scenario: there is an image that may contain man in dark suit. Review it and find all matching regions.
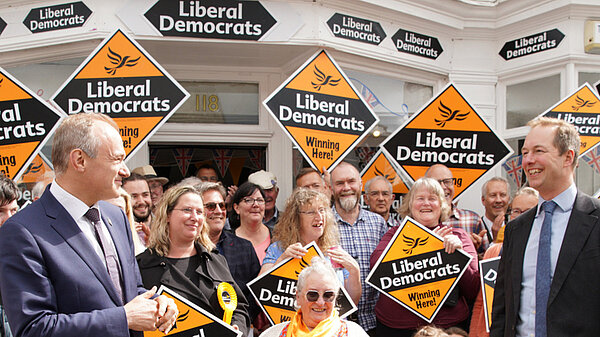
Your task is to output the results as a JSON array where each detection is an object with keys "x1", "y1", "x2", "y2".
[
  {"x1": 0, "y1": 113, "x2": 178, "y2": 337},
  {"x1": 491, "y1": 117, "x2": 600, "y2": 337}
]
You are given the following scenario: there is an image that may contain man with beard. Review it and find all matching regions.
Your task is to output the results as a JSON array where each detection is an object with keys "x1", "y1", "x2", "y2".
[
  {"x1": 424, "y1": 164, "x2": 486, "y2": 250},
  {"x1": 122, "y1": 173, "x2": 152, "y2": 245},
  {"x1": 248, "y1": 170, "x2": 279, "y2": 230},
  {"x1": 330, "y1": 162, "x2": 387, "y2": 335},
  {"x1": 132, "y1": 165, "x2": 168, "y2": 211},
  {"x1": 364, "y1": 176, "x2": 399, "y2": 228},
  {"x1": 197, "y1": 182, "x2": 260, "y2": 320}
]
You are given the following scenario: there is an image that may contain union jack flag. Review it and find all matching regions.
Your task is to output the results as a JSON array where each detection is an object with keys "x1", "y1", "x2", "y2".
[
  {"x1": 502, "y1": 154, "x2": 523, "y2": 188},
  {"x1": 212, "y1": 149, "x2": 233, "y2": 177},
  {"x1": 583, "y1": 145, "x2": 600, "y2": 176},
  {"x1": 248, "y1": 149, "x2": 263, "y2": 170},
  {"x1": 172, "y1": 148, "x2": 194, "y2": 176},
  {"x1": 360, "y1": 83, "x2": 381, "y2": 108}
]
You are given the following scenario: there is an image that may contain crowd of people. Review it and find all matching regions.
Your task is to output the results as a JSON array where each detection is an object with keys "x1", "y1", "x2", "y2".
[{"x1": 0, "y1": 113, "x2": 597, "y2": 337}]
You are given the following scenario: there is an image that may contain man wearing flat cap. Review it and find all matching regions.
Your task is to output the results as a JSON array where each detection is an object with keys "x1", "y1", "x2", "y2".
[
  {"x1": 248, "y1": 170, "x2": 279, "y2": 231},
  {"x1": 132, "y1": 165, "x2": 169, "y2": 211}
]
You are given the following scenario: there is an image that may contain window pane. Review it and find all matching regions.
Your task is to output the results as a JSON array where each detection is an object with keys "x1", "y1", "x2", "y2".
[
  {"x1": 506, "y1": 74, "x2": 560, "y2": 129},
  {"x1": 171, "y1": 82, "x2": 259, "y2": 124},
  {"x1": 578, "y1": 72, "x2": 600, "y2": 87}
]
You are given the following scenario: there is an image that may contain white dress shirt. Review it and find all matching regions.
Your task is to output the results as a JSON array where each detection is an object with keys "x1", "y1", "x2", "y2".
[{"x1": 516, "y1": 183, "x2": 576, "y2": 337}]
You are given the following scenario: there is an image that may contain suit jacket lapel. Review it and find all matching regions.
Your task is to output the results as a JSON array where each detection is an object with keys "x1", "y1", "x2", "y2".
[
  {"x1": 510, "y1": 208, "x2": 537, "y2": 313},
  {"x1": 41, "y1": 192, "x2": 123, "y2": 306},
  {"x1": 549, "y1": 193, "x2": 598, "y2": 305}
]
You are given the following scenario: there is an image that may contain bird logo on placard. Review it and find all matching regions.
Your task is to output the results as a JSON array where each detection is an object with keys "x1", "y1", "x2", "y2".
[
  {"x1": 435, "y1": 101, "x2": 469, "y2": 127},
  {"x1": 104, "y1": 47, "x2": 140, "y2": 75},
  {"x1": 311, "y1": 65, "x2": 340, "y2": 91},
  {"x1": 172, "y1": 310, "x2": 190, "y2": 330},
  {"x1": 572, "y1": 95, "x2": 596, "y2": 111},
  {"x1": 23, "y1": 162, "x2": 43, "y2": 175},
  {"x1": 402, "y1": 234, "x2": 428, "y2": 254},
  {"x1": 374, "y1": 166, "x2": 396, "y2": 185},
  {"x1": 294, "y1": 256, "x2": 310, "y2": 276}
]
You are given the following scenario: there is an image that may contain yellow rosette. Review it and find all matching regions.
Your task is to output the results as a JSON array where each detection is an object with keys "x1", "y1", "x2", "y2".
[{"x1": 217, "y1": 282, "x2": 237, "y2": 325}]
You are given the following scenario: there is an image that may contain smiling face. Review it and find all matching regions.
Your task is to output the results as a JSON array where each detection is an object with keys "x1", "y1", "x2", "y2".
[
  {"x1": 298, "y1": 202, "x2": 326, "y2": 244},
  {"x1": 522, "y1": 125, "x2": 575, "y2": 200},
  {"x1": 123, "y1": 179, "x2": 152, "y2": 222},
  {"x1": 167, "y1": 192, "x2": 204, "y2": 246},
  {"x1": 202, "y1": 189, "x2": 226, "y2": 237},
  {"x1": 233, "y1": 189, "x2": 265, "y2": 225},
  {"x1": 296, "y1": 272, "x2": 338, "y2": 330},
  {"x1": 410, "y1": 186, "x2": 442, "y2": 228},
  {"x1": 424, "y1": 164, "x2": 455, "y2": 204},
  {"x1": 263, "y1": 186, "x2": 279, "y2": 213},
  {"x1": 482, "y1": 180, "x2": 509, "y2": 220},
  {"x1": 331, "y1": 164, "x2": 362, "y2": 212}
]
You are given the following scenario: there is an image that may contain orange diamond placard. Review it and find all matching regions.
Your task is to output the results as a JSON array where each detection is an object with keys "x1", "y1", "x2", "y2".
[
  {"x1": 17, "y1": 153, "x2": 53, "y2": 184},
  {"x1": 247, "y1": 242, "x2": 357, "y2": 325},
  {"x1": 360, "y1": 150, "x2": 410, "y2": 194},
  {"x1": 263, "y1": 50, "x2": 379, "y2": 172},
  {"x1": 145, "y1": 286, "x2": 241, "y2": 337},
  {"x1": 51, "y1": 29, "x2": 189, "y2": 160},
  {"x1": 380, "y1": 83, "x2": 512, "y2": 199},
  {"x1": 540, "y1": 83, "x2": 600, "y2": 156},
  {"x1": 0, "y1": 68, "x2": 64, "y2": 181},
  {"x1": 366, "y1": 217, "x2": 473, "y2": 323}
]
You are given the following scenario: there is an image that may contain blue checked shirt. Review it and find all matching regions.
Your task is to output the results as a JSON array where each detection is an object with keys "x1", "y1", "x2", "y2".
[{"x1": 334, "y1": 207, "x2": 388, "y2": 332}]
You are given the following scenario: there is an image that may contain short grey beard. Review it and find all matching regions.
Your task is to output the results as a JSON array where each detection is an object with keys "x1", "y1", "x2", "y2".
[{"x1": 338, "y1": 195, "x2": 359, "y2": 212}]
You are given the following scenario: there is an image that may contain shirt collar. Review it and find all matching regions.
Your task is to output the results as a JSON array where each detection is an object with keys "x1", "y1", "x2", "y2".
[
  {"x1": 50, "y1": 179, "x2": 101, "y2": 222},
  {"x1": 332, "y1": 205, "x2": 365, "y2": 225},
  {"x1": 537, "y1": 182, "x2": 576, "y2": 216}
]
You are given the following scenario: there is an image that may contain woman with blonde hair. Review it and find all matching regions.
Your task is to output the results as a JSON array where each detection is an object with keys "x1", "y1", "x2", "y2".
[
  {"x1": 371, "y1": 178, "x2": 479, "y2": 337},
  {"x1": 260, "y1": 188, "x2": 361, "y2": 305},
  {"x1": 137, "y1": 185, "x2": 251, "y2": 336}
]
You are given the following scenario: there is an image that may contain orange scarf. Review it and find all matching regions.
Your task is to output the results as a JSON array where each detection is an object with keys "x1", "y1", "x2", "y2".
[{"x1": 285, "y1": 309, "x2": 342, "y2": 337}]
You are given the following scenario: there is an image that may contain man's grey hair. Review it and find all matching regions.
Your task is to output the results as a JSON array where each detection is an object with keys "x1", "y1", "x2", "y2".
[
  {"x1": 52, "y1": 113, "x2": 118, "y2": 175},
  {"x1": 481, "y1": 176, "x2": 510, "y2": 198},
  {"x1": 365, "y1": 176, "x2": 393, "y2": 194}
]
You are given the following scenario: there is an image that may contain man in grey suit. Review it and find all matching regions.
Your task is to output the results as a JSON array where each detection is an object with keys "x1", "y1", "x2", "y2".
[
  {"x1": 491, "y1": 117, "x2": 600, "y2": 337},
  {"x1": 0, "y1": 113, "x2": 178, "y2": 337}
]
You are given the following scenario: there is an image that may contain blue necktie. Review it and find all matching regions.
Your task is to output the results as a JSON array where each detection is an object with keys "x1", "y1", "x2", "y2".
[{"x1": 535, "y1": 200, "x2": 557, "y2": 337}]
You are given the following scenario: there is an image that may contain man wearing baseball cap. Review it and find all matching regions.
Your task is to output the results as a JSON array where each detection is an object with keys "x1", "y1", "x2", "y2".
[
  {"x1": 247, "y1": 170, "x2": 279, "y2": 230},
  {"x1": 132, "y1": 165, "x2": 169, "y2": 210}
]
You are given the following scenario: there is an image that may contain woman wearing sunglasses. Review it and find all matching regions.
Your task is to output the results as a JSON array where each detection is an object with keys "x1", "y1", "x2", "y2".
[
  {"x1": 230, "y1": 182, "x2": 271, "y2": 264},
  {"x1": 260, "y1": 257, "x2": 368, "y2": 337},
  {"x1": 259, "y1": 188, "x2": 361, "y2": 306},
  {"x1": 137, "y1": 185, "x2": 251, "y2": 336}
]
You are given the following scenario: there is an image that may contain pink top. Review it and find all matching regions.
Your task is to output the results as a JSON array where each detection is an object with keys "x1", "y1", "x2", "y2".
[{"x1": 255, "y1": 233, "x2": 271, "y2": 264}]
